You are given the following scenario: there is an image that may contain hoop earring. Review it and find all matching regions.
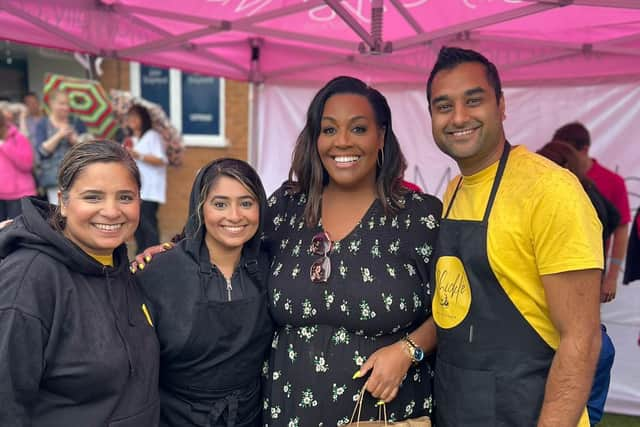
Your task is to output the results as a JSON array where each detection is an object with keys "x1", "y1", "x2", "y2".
[{"x1": 377, "y1": 148, "x2": 385, "y2": 168}]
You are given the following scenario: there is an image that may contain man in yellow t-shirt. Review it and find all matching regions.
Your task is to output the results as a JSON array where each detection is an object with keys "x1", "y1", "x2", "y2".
[{"x1": 426, "y1": 47, "x2": 603, "y2": 427}]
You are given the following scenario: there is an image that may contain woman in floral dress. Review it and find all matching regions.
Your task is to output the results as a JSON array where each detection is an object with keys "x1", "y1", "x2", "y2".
[{"x1": 262, "y1": 76, "x2": 442, "y2": 426}]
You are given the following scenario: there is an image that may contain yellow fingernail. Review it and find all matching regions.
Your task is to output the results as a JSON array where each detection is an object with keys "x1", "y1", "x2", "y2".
[
  {"x1": 352, "y1": 370, "x2": 361, "y2": 379},
  {"x1": 162, "y1": 242, "x2": 172, "y2": 250},
  {"x1": 138, "y1": 263, "x2": 145, "y2": 270},
  {"x1": 129, "y1": 266, "x2": 136, "y2": 274},
  {"x1": 375, "y1": 400, "x2": 385, "y2": 407},
  {"x1": 144, "y1": 255, "x2": 151, "y2": 262}
]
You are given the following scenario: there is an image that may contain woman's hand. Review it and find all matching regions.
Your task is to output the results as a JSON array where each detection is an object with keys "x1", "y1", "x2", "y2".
[
  {"x1": 356, "y1": 341, "x2": 412, "y2": 403},
  {"x1": 129, "y1": 242, "x2": 174, "y2": 273}
]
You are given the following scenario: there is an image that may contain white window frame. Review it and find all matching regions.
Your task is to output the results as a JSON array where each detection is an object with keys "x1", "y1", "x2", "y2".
[{"x1": 130, "y1": 62, "x2": 227, "y2": 147}]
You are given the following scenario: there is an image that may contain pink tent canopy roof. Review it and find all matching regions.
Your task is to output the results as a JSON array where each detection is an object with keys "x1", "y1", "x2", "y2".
[{"x1": 2, "y1": 0, "x2": 640, "y2": 85}]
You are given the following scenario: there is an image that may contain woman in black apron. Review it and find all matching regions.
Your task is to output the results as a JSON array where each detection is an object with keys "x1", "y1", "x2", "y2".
[{"x1": 135, "y1": 158, "x2": 273, "y2": 426}]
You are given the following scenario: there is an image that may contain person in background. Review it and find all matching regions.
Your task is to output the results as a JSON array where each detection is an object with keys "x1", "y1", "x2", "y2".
[
  {"x1": 23, "y1": 92, "x2": 44, "y2": 143},
  {"x1": 537, "y1": 141, "x2": 618, "y2": 426},
  {"x1": 0, "y1": 140, "x2": 160, "y2": 426},
  {"x1": 262, "y1": 76, "x2": 441, "y2": 425},
  {"x1": 125, "y1": 104, "x2": 167, "y2": 252},
  {"x1": 427, "y1": 47, "x2": 602, "y2": 427},
  {"x1": 135, "y1": 158, "x2": 272, "y2": 426},
  {"x1": 0, "y1": 110, "x2": 36, "y2": 220},
  {"x1": 553, "y1": 122, "x2": 630, "y2": 302},
  {"x1": 34, "y1": 90, "x2": 87, "y2": 205}
]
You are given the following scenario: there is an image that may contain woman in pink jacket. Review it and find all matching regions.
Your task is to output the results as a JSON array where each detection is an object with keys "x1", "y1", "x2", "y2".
[{"x1": 0, "y1": 110, "x2": 36, "y2": 221}]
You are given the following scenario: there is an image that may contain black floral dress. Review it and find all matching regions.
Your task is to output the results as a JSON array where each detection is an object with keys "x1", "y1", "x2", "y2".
[{"x1": 262, "y1": 186, "x2": 442, "y2": 426}]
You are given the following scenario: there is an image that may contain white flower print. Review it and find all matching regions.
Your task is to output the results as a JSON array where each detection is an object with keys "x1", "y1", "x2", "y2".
[
  {"x1": 359, "y1": 300, "x2": 376, "y2": 320},
  {"x1": 368, "y1": 218, "x2": 375, "y2": 229},
  {"x1": 399, "y1": 297, "x2": 407, "y2": 312},
  {"x1": 340, "y1": 300, "x2": 350, "y2": 316},
  {"x1": 361, "y1": 267, "x2": 374, "y2": 283},
  {"x1": 388, "y1": 238, "x2": 400, "y2": 254},
  {"x1": 297, "y1": 221, "x2": 304, "y2": 230},
  {"x1": 267, "y1": 195, "x2": 277, "y2": 207},
  {"x1": 420, "y1": 214, "x2": 437, "y2": 229},
  {"x1": 353, "y1": 350, "x2": 367, "y2": 366},
  {"x1": 382, "y1": 293, "x2": 393, "y2": 311},
  {"x1": 271, "y1": 406, "x2": 281, "y2": 419},
  {"x1": 263, "y1": 397, "x2": 269, "y2": 410},
  {"x1": 287, "y1": 344, "x2": 297, "y2": 363},
  {"x1": 272, "y1": 370, "x2": 282, "y2": 381},
  {"x1": 370, "y1": 239, "x2": 381, "y2": 258},
  {"x1": 404, "y1": 263, "x2": 417, "y2": 277},
  {"x1": 412, "y1": 192, "x2": 424, "y2": 201},
  {"x1": 271, "y1": 333, "x2": 279, "y2": 349},
  {"x1": 391, "y1": 216, "x2": 399, "y2": 229},
  {"x1": 272, "y1": 262, "x2": 283, "y2": 277},
  {"x1": 331, "y1": 327, "x2": 350, "y2": 345},
  {"x1": 415, "y1": 243, "x2": 433, "y2": 263},
  {"x1": 405, "y1": 400, "x2": 416, "y2": 417},
  {"x1": 339, "y1": 260, "x2": 348, "y2": 278},
  {"x1": 297, "y1": 325, "x2": 319, "y2": 342},
  {"x1": 292, "y1": 240, "x2": 302, "y2": 257},
  {"x1": 273, "y1": 289, "x2": 281, "y2": 305},
  {"x1": 332, "y1": 383, "x2": 347, "y2": 402},
  {"x1": 298, "y1": 193, "x2": 307, "y2": 205},
  {"x1": 412, "y1": 292, "x2": 423, "y2": 311},
  {"x1": 299, "y1": 389, "x2": 318, "y2": 408},
  {"x1": 423, "y1": 396, "x2": 433, "y2": 411},
  {"x1": 313, "y1": 354, "x2": 328, "y2": 373},
  {"x1": 273, "y1": 214, "x2": 284, "y2": 230},
  {"x1": 413, "y1": 368, "x2": 422, "y2": 383},
  {"x1": 291, "y1": 264, "x2": 301, "y2": 278},
  {"x1": 332, "y1": 240, "x2": 342, "y2": 253},
  {"x1": 324, "y1": 290, "x2": 335, "y2": 309},
  {"x1": 283, "y1": 298, "x2": 293, "y2": 314},
  {"x1": 262, "y1": 360, "x2": 269, "y2": 376},
  {"x1": 348, "y1": 239, "x2": 362, "y2": 254},
  {"x1": 337, "y1": 417, "x2": 350, "y2": 426},
  {"x1": 405, "y1": 216, "x2": 411, "y2": 229},
  {"x1": 279, "y1": 238, "x2": 289, "y2": 250},
  {"x1": 283, "y1": 382, "x2": 292, "y2": 398},
  {"x1": 379, "y1": 215, "x2": 387, "y2": 226},
  {"x1": 386, "y1": 264, "x2": 396, "y2": 278},
  {"x1": 302, "y1": 299, "x2": 317, "y2": 319},
  {"x1": 288, "y1": 417, "x2": 300, "y2": 427},
  {"x1": 289, "y1": 213, "x2": 297, "y2": 228}
]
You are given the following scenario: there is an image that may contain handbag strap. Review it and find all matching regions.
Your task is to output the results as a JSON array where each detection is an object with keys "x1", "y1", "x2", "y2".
[{"x1": 349, "y1": 384, "x2": 388, "y2": 426}]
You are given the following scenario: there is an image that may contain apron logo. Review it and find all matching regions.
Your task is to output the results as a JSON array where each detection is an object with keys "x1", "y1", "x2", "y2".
[{"x1": 433, "y1": 256, "x2": 472, "y2": 329}]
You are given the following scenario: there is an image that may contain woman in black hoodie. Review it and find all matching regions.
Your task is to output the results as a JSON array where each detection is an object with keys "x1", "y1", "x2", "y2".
[
  {"x1": 135, "y1": 158, "x2": 273, "y2": 427},
  {"x1": 0, "y1": 140, "x2": 160, "y2": 427}
]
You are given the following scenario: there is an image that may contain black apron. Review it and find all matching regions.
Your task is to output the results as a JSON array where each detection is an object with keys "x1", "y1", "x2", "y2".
[
  {"x1": 159, "y1": 262, "x2": 272, "y2": 427},
  {"x1": 432, "y1": 144, "x2": 556, "y2": 427}
]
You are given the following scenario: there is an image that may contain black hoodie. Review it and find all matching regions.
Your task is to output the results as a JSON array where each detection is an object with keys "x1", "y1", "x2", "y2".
[
  {"x1": 0, "y1": 198, "x2": 160, "y2": 427},
  {"x1": 135, "y1": 163, "x2": 273, "y2": 426}
]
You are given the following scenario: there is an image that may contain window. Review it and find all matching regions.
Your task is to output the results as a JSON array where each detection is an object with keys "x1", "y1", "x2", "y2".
[{"x1": 130, "y1": 63, "x2": 226, "y2": 147}]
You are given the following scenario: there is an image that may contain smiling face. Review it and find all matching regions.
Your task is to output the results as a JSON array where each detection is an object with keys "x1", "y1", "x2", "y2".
[
  {"x1": 203, "y1": 176, "x2": 260, "y2": 256},
  {"x1": 60, "y1": 162, "x2": 140, "y2": 256},
  {"x1": 50, "y1": 92, "x2": 70, "y2": 121},
  {"x1": 317, "y1": 93, "x2": 384, "y2": 191},
  {"x1": 429, "y1": 61, "x2": 506, "y2": 175}
]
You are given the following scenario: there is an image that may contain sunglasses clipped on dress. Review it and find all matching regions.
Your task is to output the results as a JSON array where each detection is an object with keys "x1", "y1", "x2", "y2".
[{"x1": 310, "y1": 231, "x2": 332, "y2": 284}]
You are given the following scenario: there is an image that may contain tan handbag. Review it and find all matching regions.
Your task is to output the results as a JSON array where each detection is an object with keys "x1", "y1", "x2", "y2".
[{"x1": 347, "y1": 385, "x2": 431, "y2": 426}]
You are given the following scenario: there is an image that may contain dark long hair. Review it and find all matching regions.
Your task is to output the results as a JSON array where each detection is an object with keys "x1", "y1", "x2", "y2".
[
  {"x1": 288, "y1": 76, "x2": 407, "y2": 226},
  {"x1": 127, "y1": 104, "x2": 153, "y2": 136},
  {"x1": 50, "y1": 140, "x2": 141, "y2": 231}
]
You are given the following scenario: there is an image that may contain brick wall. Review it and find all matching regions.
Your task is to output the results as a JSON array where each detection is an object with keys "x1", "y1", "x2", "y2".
[{"x1": 100, "y1": 59, "x2": 250, "y2": 242}]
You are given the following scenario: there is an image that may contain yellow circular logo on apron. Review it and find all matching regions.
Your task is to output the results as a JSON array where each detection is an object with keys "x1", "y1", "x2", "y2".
[{"x1": 433, "y1": 256, "x2": 472, "y2": 329}]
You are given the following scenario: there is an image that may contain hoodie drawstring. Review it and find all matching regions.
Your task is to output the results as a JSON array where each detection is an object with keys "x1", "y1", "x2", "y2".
[{"x1": 104, "y1": 267, "x2": 135, "y2": 376}]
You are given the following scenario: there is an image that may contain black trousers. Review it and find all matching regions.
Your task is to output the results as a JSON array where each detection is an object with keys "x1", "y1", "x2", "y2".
[
  {"x1": 135, "y1": 200, "x2": 160, "y2": 252},
  {"x1": 0, "y1": 199, "x2": 22, "y2": 221}
]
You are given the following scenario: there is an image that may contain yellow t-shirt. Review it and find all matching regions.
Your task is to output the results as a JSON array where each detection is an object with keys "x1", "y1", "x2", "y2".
[
  {"x1": 89, "y1": 254, "x2": 114, "y2": 267},
  {"x1": 442, "y1": 145, "x2": 603, "y2": 349},
  {"x1": 442, "y1": 146, "x2": 601, "y2": 427}
]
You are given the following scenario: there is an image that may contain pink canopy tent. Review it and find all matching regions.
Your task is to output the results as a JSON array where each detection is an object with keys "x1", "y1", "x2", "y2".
[{"x1": 1, "y1": 0, "x2": 640, "y2": 85}]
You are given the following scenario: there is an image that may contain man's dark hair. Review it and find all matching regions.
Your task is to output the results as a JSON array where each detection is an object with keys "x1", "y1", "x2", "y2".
[
  {"x1": 552, "y1": 122, "x2": 591, "y2": 150},
  {"x1": 23, "y1": 91, "x2": 38, "y2": 100},
  {"x1": 426, "y1": 46, "x2": 503, "y2": 113}
]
